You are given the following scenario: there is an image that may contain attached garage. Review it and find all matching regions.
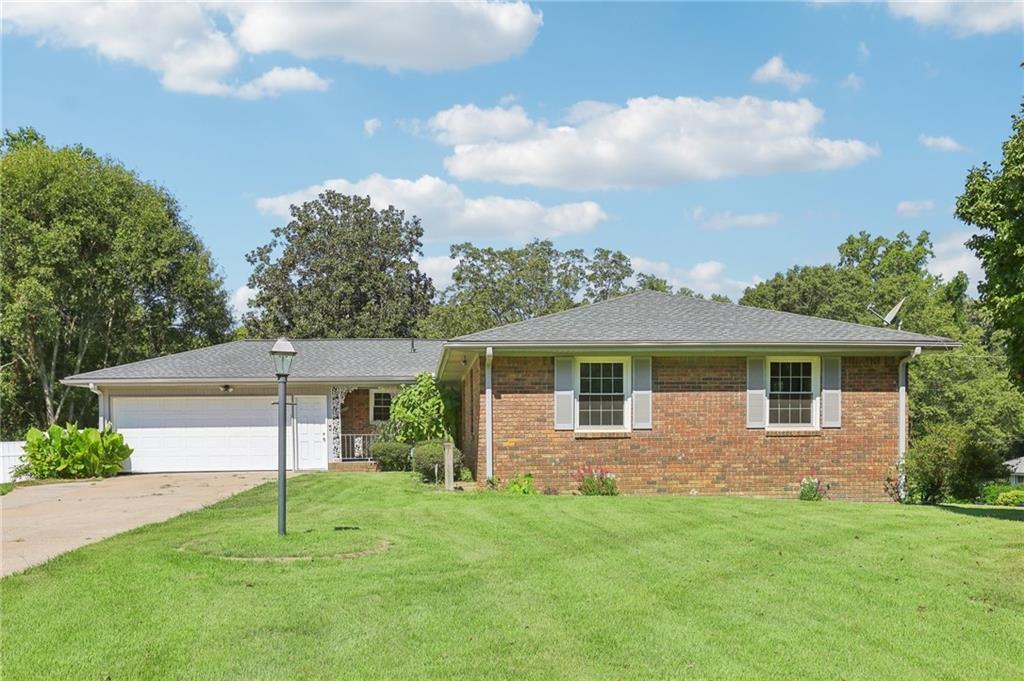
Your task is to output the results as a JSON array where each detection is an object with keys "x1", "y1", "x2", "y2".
[
  {"x1": 111, "y1": 395, "x2": 328, "y2": 473},
  {"x1": 61, "y1": 339, "x2": 446, "y2": 474}
]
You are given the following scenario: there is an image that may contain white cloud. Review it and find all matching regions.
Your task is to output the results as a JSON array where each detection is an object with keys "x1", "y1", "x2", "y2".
[
  {"x1": 888, "y1": 1, "x2": 1023, "y2": 36},
  {"x1": 231, "y1": 285, "x2": 257, "y2": 321},
  {"x1": 630, "y1": 256, "x2": 761, "y2": 299},
  {"x1": 3, "y1": 2, "x2": 242, "y2": 96},
  {"x1": 840, "y1": 73, "x2": 864, "y2": 91},
  {"x1": 919, "y1": 134, "x2": 965, "y2": 152},
  {"x1": 857, "y1": 41, "x2": 870, "y2": 61},
  {"x1": 363, "y1": 118, "x2": 382, "y2": 137},
  {"x1": 234, "y1": 67, "x2": 330, "y2": 99},
  {"x1": 929, "y1": 231, "x2": 983, "y2": 293},
  {"x1": 2, "y1": 1, "x2": 542, "y2": 97},
  {"x1": 751, "y1": 55, "x2": 812, "y2": 92},
  {"x1": 255, "y1": 174, "x2": 606, "y2": 241},
  {"x1": 437, "y1": 96, "x2": 878, "y2": 190},
  {"x1": 499, "y1": 93, "x2": 519, "y2": 106},
  {"x1": 564, "y1": 100, "x2": 620, "y2": 124},
  {"x1": 417, "y1": 255, "x2": 460, "y2": 291},
  {"x1": 226, "y1": 1, "x2": 542, "y2": 71},
  {"x1": 896, "y1": 199, "x2": 934, "y2": 217},
  {"x1": 696, "y1": 210, "x2": 783, "y2": 231},
  {"x1": 427, "y1": 104, "x2": 540, "y2": 145}
]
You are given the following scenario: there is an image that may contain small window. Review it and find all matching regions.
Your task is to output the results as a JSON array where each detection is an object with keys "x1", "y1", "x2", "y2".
[
  {"x1": 370, "y1": 390, "x2": 393, "y2": 423},
  {"x1": 578, "y1": 361, "x2": 626, "y2": 428},
  {"x1": 768, "y1": 359, "x2": 817, "y2": 427}
]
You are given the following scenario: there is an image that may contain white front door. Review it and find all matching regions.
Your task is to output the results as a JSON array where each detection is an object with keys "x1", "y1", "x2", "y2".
[{"x1": 295, "y1": 395, "x2": 328, "y2": 470}]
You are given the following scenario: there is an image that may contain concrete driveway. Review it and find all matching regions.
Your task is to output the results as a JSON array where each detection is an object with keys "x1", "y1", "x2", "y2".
[{"x1": 1, "y1": 472, "x2": 274, "y2": 577}]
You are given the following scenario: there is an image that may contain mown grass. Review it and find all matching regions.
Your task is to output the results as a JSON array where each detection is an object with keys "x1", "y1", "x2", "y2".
[{"x1": 2, "y1": 473, "x2": 1022, "y2": 679}]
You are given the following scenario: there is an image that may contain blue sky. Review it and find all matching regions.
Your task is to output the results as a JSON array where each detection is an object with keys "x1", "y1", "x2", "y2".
[{"x1": 4, "y1": 1, "x2": 1021, "y2": 316}]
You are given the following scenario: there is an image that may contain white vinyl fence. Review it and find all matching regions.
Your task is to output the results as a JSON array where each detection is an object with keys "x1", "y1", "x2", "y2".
[{"x1": 1, "y1": 441, "x2": 26, "y2": 484}]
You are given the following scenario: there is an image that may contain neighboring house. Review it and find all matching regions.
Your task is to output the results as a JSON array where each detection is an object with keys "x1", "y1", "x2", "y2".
[
  {"x1": 64, "y1": 291, "x2": 958, "y2": 500},
  {"x1": 1005, "y1": 457, "x2": 1024, "y2": 486}
]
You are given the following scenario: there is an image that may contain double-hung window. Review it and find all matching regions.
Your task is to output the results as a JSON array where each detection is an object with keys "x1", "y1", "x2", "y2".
[
  {"x1": 767, "y1": 357, "x2": 820, "y2": 429},
  {"x1": 369, "y1": 390, "x2": 394, "y2": 424},
  {"x1": 575, "y1": 358, "x2": 631, "y2": 431}
]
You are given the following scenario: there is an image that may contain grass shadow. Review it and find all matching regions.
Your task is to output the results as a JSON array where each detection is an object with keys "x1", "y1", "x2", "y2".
[{"x1": 938, "y1": 504, "x2": 1024, "y2": 522}]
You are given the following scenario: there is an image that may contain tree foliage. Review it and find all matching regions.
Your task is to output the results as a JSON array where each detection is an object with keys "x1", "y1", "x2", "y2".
[
  {"x1": 243, "y1": 191, "x2": 434, "y2": 338},
  {"x1": 959, "y1": 100, "x2": 1024, "y2": 388},
  {"x1": 740, "y1": 230, "x2": 1024, "y2": 502},
  {"x1": 383, "y1": 373, "x2": 459, "y2": 444},
  {"x1": 417, "y1": 240, "x2": 695, "y2": 339},
  {"x1": 0, "y1": 129, "x2": 231, "y2": 437}
]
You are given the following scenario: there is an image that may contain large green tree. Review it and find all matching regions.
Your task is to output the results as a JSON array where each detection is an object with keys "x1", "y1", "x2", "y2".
[
  {"x1": 959, "y1": 100, "x2": 1024, "y2": 388},
  {"x1": 243, "y1": 192, "x2": 434, "y2": 338},
  {"x1": 418, "y1": 240, "x2": 586, "y2": 339},
  {"x1": 740, "y1": 230, "x2": 1024, "y2": 501},
  {"x1": 0, "y1": 129, "x2": 231, "y2": 437},
  {"x1": 417, "y1": 240, "x2": 677, "y2": 339}
]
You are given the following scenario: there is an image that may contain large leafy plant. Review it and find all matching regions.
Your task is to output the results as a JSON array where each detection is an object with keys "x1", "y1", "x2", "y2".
[
  {"x1": 386, "y1": 373, "x2": 459, "y2": 444},
  {"x1": 17, "y1": 424, "x2": 132, "y2": 479}
]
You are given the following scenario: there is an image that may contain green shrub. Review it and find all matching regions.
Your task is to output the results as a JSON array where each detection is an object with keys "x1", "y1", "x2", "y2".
[
  {"x1": 993, "y1": 489, "x2": 1024, "y2": 506},
  {"x1": 388, "y1": 373, "x2": 459, "y2": 444},
  {"x1": 411, "y1": 440, "x2": 462, "y2": 483},
  {"x1": 458, "y1": 467, "x2": 473, "y2": 483},
  {"x1": 906, "y1": 422, "x2": 1012, "y2": 504},
  {"x1": 981, "y1": 482, "x2": 1017, "y2": 504},
  {"x1": 16, "y1": 424, "x2": 131, "y2": 479},
  {"x1": 572, "y1": 466, "x2": 618, "y2": 496},
  {"x1": 799, "y1": 477, "x2": 826, "y2": 501},
  {"x1": 370, "y1": 440, "x2": 412, "y2": 472},
  {"x1": 505, "y1": 473, "x2": 536, "y2": 495}
]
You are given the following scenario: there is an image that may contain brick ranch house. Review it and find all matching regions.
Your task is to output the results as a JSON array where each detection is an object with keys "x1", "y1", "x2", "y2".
[{"x1": 64, "y1": 291, "x2": 956, "y2": 500}]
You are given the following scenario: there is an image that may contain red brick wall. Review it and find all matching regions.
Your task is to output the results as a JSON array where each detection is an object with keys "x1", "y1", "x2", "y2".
[
  {"x1": 342, "y1": 389, "x2": 377, "y2": 434},
  {"x1": 469, "y1": 355, "x2": 900, "y2": 500}
]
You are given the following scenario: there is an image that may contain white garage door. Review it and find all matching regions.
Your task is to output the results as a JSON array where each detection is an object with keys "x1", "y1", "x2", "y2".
[{"x1": 111, "y1": 395, "x2": 327, "y2": 473}]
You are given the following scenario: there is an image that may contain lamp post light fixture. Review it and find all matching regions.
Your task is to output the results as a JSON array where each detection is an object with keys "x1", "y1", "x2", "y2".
[{"x1": 270, "y1": 337, "x2": 297, "y2": 535}]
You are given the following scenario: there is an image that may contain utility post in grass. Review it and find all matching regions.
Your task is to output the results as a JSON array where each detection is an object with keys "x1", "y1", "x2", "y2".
[
  {"x1": 270, "y1": 338, "x2": 297, "y2": 535},
  {"x1": 443, "y1": 441, "x2": 454, "y2": 491}
]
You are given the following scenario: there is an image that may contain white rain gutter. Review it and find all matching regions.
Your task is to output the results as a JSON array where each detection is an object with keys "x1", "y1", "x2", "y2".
[
  {"x1": 88, "y1": 382, "x2": 105, "y2": 429},
  {"x1": 897, "y1": 346, "x2": 922, "y2": 501},
  {"x1": 485, "y1": 346, "x2": 494, "y2": 481}
]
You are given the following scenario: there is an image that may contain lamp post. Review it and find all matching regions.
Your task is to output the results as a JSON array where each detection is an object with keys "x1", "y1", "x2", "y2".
[{"x1": 270, "y1": 337, "x2": 296, "y2": 535}]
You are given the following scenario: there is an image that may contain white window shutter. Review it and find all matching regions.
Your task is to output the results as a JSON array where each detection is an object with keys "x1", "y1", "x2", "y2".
[
  {"x1": 746, "y1": 357, "x2": 767, "y2": 428},
  {"x1": 554, "y1": 357, "x2": 574, "y2": 430},
  {"x1": 822, "y1": 356, "x2": 842, "y2": 428},
  {"x1": 632, "y1": 357, "x2": 653, "y2": 430}
]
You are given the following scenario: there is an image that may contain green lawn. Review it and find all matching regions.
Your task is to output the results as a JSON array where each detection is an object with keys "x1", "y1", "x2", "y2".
[{"x1": 3, "y1": 474, "x2": 1022, "y2": 679}]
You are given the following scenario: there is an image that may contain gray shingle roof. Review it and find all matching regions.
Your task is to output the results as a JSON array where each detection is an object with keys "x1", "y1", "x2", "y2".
[
  {"x1": 1005, "y1": 457, "x2": 1024, "y2": 476},
  {"x1": 450, "y1": 290, "x2": 956, "y2": 347},
  {"x1": 64, "y1": 339, "x2": 444, "y2": 384}
]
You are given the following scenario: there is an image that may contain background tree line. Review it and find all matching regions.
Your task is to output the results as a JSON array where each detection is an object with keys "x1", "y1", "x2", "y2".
[{"x1": 3, "y1": 100, "x2": 1021, "y2": 503}]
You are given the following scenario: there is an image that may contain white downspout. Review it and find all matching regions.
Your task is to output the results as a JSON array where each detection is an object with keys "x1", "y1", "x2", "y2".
[
  {"x1": 897, "y1": 346, "x2": 922, "y2": 501},
  {"x1": 88, "y1": 382, "x2": 105, "y2": 429},
  {"x1": 485, "y1": 347, "x2": 494, "y2": 481}
]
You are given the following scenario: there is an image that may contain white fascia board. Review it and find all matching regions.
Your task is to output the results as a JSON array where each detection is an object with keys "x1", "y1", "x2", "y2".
[
  {"x1": 440, "y1": 341, "x2": 958, "y2": 355},
  {"x1": 61, "y1": 376, "x2": 421, "y2": 388}
]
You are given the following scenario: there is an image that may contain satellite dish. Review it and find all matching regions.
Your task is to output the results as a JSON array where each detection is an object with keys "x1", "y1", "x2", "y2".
[{"x1": 867, "y1": 297, "x2": 906, "y2": 330}]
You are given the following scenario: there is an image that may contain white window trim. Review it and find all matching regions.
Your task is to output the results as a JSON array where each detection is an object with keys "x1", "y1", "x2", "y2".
[
  {"x1": 765, "y1": 356, "x2": 821, "y2": 431},
  {"x1": 368, "y1": 389, "x2": 396, "y2": 424},
  {"x1": 573, "y1": 356, "x2": 632, "y2": 433}
]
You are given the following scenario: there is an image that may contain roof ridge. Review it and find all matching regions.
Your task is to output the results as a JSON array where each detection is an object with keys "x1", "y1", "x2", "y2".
[
  {"x1": 238, "y1": 337, "x2": 448, "y2": 342},
  {"x1": 452, "y1": 290, "x2": 657, "y2": 341}
]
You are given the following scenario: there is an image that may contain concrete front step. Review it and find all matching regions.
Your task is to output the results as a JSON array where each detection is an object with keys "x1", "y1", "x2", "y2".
[{"x1": 328, "y1": 460, "x2": 378, "y2": 473}]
